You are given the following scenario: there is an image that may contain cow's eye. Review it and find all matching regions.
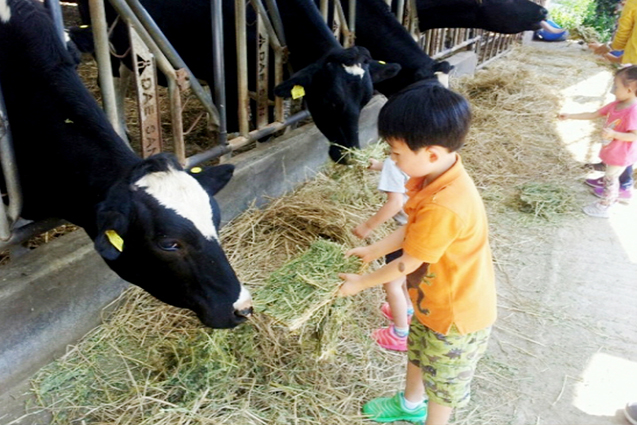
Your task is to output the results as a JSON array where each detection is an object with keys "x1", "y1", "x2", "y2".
[{"x1": 158, "y1": 239, "x2": 182, "y2": 251}]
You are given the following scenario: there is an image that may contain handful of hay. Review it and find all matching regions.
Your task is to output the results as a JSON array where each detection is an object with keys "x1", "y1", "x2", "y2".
[
  {"x1": 516, "y1": 182, "x2": 577, "y2": 219},
  {"x1": 255, "y1": 238, "x2": 363, "y2": 330}
]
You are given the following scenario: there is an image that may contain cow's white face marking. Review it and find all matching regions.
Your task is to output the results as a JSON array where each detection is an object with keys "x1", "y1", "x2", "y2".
[
  {"x1": 0, "y1": 0, "x2": 11, "y2": 23},
  {"x1": 435, "y1": 71, "x2": 450, "y2": 88},
  {"x1": 233, "y1": 286, "x2": 253, "y2": 311},
  {"x1": 135, "y1": 167, "x2": 218, "y2": 241},
  {"x1": 342, "y1": 63, "x2": 365, "y2": 79}
]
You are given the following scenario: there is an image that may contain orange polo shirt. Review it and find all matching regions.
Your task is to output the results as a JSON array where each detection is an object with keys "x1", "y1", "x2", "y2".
[{"x1": 402, "y1": 154, "x2": 496, "y2": 335}]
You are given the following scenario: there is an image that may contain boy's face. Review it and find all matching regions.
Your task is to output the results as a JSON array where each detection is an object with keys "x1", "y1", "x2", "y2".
[{"x1": 387, "y1": 138, "x2": 435, "y2": 178}]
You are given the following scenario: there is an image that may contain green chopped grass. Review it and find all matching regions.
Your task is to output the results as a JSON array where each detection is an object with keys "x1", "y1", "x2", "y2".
[{"x1": 255, "y1": 239, "x2": 363, "y2": 330}]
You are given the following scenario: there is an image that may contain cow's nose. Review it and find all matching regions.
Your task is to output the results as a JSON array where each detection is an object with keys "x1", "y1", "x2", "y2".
[
  {"x1": 235, "y1": 306, "x2": 254, "y2": 318},
  {"x1": 540, "y1": 7, "x2": 549, "y2": 19},
  {"x1": 232, "y1": 285, "x2": 253, "y2": 316}
]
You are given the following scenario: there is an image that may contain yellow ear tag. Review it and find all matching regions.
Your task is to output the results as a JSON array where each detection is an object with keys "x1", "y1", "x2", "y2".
[
  {"x1": 80, "y1": 25, "x2": 90, "y2": 29},
  {"x1": 65, "y1": 118, "x2": 74, "y2": 124},
  {"x1": 105, "y1": 230, "x2": 124, "y2": 252},
  {"x1": 291, "y1": 85, "x2": 305, "y2": 100},
  {"x1": 190, "y1": 167, "x2": 203, "y2": 174},
  {"x1": 378, "y1": 60, "x2": 386, "y2": 65}
]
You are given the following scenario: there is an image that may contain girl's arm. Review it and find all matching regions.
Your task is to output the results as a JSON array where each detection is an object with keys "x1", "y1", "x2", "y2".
[
  {"x1": 604, "y1": 128, "x2": 637, "y2": 142},
  {"x1": 338, "y1": 251, "x2": 423, "y2": 296},
  {"x1": 559, "y1": 111, "x2": 602, "y2": 120},
  {"x1": 353, "y1": 191, "x2": 403, "y2": 238}
]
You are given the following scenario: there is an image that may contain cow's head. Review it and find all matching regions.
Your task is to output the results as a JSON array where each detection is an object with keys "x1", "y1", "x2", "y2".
[
  {"x1": 93, "y1": 154, "x2": 252, "y2": 328},
  {"x1": 275, "y1": 46, "x2": 401, "y2": 163},
  {"x1": 477, "y1": 0, "x2": 548, "y2": 33}
]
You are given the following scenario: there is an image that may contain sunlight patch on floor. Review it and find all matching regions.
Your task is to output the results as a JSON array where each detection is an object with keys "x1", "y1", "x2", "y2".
[
  {"x1": 572, "y1": 352, "x2": 637, "y2": 416},
  {"x1": 609, "y1": 199, "x2": 637, "y2": 263},
  {"x1": 556, "y1": 70, "x2": 614, "y2": 163}
]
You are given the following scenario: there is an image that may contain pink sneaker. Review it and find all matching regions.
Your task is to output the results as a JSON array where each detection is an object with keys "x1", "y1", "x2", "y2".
[
  {"x1": 372, "y1": 326, "x2": 408, "y2": 352},
  {"x1": 380, "y1": 302, "x2": 412, "y2": 324},
  {"x1": 590, "y1": 186, "x2": 632, "y2": 202}
]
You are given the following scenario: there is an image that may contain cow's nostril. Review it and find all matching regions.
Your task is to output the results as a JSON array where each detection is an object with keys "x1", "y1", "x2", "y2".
[
  {"x1": 235, "y1": 307, "x2": 253, "y2": 318},
  {"x1": 540, "y1": 7, "x2": 549, "y2": 19}
]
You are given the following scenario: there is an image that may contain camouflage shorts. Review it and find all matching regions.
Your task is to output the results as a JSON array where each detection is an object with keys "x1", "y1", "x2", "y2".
[{"x1": 407, "y1": 322, "x2": 491, "y2": 408}]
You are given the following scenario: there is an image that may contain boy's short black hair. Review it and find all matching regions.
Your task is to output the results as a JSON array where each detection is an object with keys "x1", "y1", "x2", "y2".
[{"x1": 378, "y1": 80, "x2": 472, "y2": 152}]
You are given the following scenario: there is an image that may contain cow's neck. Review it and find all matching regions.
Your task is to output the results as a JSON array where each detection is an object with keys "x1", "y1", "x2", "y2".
[
  {"x1": 416, "y1": 1, "x2": 479, "y2": 31},
  {"x1": 352, "y1": 0, "x2": 433, "y2": 70},
  {"x1": 277, "y1": 0, "x2": 341, "y2": 68}
]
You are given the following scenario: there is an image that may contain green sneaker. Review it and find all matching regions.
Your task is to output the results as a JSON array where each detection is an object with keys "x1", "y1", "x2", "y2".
[{"x1": 362, "y1": 392, "x2": 427, "y2": 423}]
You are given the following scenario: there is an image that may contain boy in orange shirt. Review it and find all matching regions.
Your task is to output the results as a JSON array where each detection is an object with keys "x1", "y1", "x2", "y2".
[{"x1": 339, "y1": 80, "x2": 497, "y2": 425}]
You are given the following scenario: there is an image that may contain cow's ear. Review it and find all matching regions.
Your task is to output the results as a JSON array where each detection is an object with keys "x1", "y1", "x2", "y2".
[
  {"x1": 94, "y1": 210, "x2": 130, "y2": 261},
  {"x1": 274, "y1": 64, "x2": 319, "y2": 98},
  {"x1": 368, "y1": 61, "x2": 401, "y2": 83},
  {"x1": 432, "y1": 61, "x2": 453, "y2": 75},
  {"x1": 94, "y1": 185, "x2": 131, "y2": 261},
  {"x1": 189, "y1": 163, "x2": 235, "y2": 196}
]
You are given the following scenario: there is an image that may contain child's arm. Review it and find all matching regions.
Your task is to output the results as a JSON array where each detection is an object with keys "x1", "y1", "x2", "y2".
[
  {"x1": 352, "y1": 191, "x2": 404, "y2": 239},
  {"x1": 368, "y1": 158, "x2": 383, "y2": 171},
  {"x1": 603, "y1": 128, "x2": 637, "y2": 142},
  {"x1": 558, "y1": 111, "x2": 602, "y2": 120},
  {"x1": 338, "y1": 251, "x2": 423, "y2": 297},
  {"x1": 347, "y1": 225, "x2": 406, "y2": 263}
]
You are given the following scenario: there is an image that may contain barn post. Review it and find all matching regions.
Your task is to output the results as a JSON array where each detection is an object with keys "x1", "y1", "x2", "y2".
[
  {"x1": 0, "y1": 81, "x2": 22, "y2": 241},
  {"x1": 319, "y1": 0, "x2": 328, "y2": 22},
  {"x1": 262, "y1": 0, "x2": 286, "y2": 122},
  {"x1": 235, "y1": 0, "x2": 250, "y2": 137},
  {"x1": 211, "y1": 0, "x2": 228, "y2": 148},
  {"x1": 88, "y1": 0, "x2": 127, "y2": 142},
  {"x1": 124, "y1": 0, "x2": 221, "y2": 127},
  {"x1": 43, "y1": 0, "x2": 66, "y2": 45}
]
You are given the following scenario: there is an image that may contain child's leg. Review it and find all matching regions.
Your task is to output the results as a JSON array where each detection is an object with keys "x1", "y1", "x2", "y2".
[
  {"x1": 405, "y1": 360, "x2": 426, "y2": 403},
  {"x1": 425, "y1": 401, "x2": 453, "y2": 425},
  {"x1": 619, "y1": 164, "x2": 634, "y2": 190},
  {"x1": 600, "y1": 165, "x2": 627, "y2": 206},
  {"x1": 409, "y1": 323, "x2": 492, "y2": 425},
  {"x1": 385, "y1": 277, "x2": 409, "y2": 330},
  {"x1": 402, "y1": 280, "x2": 413, "y2": 311}
]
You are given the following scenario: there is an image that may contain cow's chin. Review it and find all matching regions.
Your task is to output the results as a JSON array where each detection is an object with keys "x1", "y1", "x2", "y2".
[{"x1": 194, "y1": 305, "x2": 249, "y2": 329}]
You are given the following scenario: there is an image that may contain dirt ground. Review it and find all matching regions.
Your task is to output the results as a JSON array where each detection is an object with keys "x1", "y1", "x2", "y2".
[{"x1": 457, "y1": 41, "x2": 637, "y2": 425}]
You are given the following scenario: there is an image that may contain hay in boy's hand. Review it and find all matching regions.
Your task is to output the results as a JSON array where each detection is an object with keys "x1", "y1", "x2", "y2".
[{"x1": 255, "y1": 239, "x2": 364, "y2": 330}]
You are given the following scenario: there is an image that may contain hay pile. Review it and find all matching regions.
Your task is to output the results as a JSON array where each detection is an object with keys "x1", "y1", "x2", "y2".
[
  {"x1": 30, "y1": 45, "x2": 590, "y2": 425},
  {"x1": 31, "y1": 143, "x2": 404, "y2": 425},
  {"x1": 454, "y1": 48, "x2": 584, "y2": 221}
]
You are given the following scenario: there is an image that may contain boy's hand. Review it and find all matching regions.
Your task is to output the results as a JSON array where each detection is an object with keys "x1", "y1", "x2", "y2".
[
  {"x1": 352, "y1": 222, "x2": 372, "y2": 239},
  {"x1": 345, "y1": 246, "x2": 376, "y2": 263},
  {"x1": 558, "y1": 113, "x2": 569, "y2": 120},
  {"x1": 338, "y1": 273, "x2": 365, "y2": 297}
]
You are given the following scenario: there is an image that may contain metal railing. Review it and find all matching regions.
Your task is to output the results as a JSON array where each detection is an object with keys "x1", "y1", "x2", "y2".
[{"x1": 1, "y1": 0, "x2": 536, "y2": 251}]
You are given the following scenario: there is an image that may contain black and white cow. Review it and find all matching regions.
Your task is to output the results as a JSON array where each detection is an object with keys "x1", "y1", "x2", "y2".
[
  {"x1": 413, "y1": 0, "x2": 548, "y2": 34},
  {"x1": 338, "y1": 0, "x2": 452, "y2": 97},
  {"x1": 0, "y1": 0, "x2": 252, "y2": 329},
  {"x1": 73, "y1": 0, "x2": 401, "y2": 162}
]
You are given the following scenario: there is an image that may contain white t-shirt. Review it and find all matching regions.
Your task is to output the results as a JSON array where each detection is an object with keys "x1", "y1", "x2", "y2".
[{"x1": 377, "y1": 158, "x2": 409, "y2": 225}]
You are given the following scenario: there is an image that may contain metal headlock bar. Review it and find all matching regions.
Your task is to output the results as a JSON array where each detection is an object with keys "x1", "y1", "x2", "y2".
[
  {"x1": 1, "y1": 0, "x2": 525, "y2": 250},
  {"x1": 0, "y1": 80, "x2": 22, "y2": 243}
]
